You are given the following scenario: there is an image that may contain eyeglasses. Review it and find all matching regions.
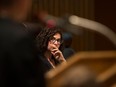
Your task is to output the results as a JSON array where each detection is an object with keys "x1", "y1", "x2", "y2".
[{"x1": 50, "y1": 37, "x2": 63, "y2": 44}]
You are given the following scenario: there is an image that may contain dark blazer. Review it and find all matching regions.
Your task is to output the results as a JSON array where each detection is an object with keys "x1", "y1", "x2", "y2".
[
  {"x1": 38, "y1": 54, "x2": 53, "y2": 73},
  {"x1": 0, "y1": 18, "x2": 45, "y2": 87}
]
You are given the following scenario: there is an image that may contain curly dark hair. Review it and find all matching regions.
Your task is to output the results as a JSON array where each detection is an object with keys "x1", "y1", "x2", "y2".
[{"x1": 36, "y1": 27, "x2": 63, "y2": 53}]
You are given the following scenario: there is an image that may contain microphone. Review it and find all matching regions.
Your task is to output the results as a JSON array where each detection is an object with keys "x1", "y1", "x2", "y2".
[{"x1": 68, "y1": 15, "x2": 116, "y2": 47}]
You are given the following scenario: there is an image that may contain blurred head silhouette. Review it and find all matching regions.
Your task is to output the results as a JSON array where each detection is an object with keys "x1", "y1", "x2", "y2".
[
  {"x1": 62, "y1": 32, "x2": 73, "y2": 48},
  {"x1": 0, "y1": 0, "x2": 32, "y2": 21}
]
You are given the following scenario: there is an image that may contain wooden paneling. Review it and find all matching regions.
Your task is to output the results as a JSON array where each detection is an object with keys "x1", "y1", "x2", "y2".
[{"x1": 32, "y1": 0, "x2": 95, "y2": 51}]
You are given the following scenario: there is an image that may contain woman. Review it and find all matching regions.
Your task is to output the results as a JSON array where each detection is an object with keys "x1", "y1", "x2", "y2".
[{"x1": 36, "y1": 27, "x2": 66, "y2": 72}]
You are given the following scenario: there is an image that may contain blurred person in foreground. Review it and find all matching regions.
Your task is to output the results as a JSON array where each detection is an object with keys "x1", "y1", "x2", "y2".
[
  {"x1": 36, "y1": 27, "x2": 66, "y2": 73},
  {"x1": 0, "y1": 0, "x2": 45, "y2": 87}
]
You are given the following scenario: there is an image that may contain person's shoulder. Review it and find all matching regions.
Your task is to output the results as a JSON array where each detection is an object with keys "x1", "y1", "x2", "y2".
[
  {"x1": 63, "y1": 48, "x2": 75, "y2": 52},
  {"x1": 0, "y1": 18, "x2": 27, "y2": 34}
]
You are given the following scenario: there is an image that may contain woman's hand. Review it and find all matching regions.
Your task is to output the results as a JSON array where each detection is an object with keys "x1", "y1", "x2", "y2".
[{"x1": 50, "y1": 44, "x2": 66, "y2": 63}]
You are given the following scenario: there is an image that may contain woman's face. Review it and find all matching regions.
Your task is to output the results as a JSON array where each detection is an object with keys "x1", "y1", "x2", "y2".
[{"x1": 48, "y1": 33, "x2": 62, "y2": 51}]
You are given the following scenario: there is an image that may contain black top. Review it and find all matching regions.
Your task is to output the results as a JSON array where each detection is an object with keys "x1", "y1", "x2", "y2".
[{"x1": 38, "y1": 54, "x2": 60, "y2": 73}]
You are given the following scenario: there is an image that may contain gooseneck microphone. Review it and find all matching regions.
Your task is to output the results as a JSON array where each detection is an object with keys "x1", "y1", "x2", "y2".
[{"x1": 68, "y1": 15, "x2": 116, "y2": 47}]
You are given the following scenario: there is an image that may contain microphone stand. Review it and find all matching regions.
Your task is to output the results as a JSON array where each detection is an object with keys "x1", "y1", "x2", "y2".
[{"x1": 67, "y1": 15, "x2": 116, "y2": 47}]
